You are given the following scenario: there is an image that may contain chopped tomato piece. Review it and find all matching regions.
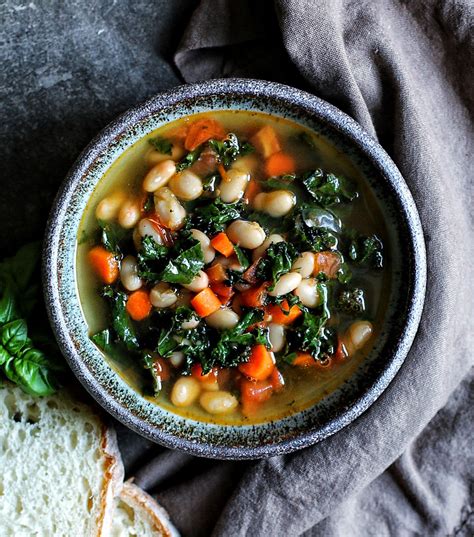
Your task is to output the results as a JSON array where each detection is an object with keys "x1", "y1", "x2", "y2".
[
  {"x1": 313, "y1": 251, "x2": 341, "y2": 279},
  {"x1": 243, "y1": 178, "x2": 262, "y2": 203},
  {"x1": 240, "y1": 378, "x2": 273, "y2": 415},
  {"x1": 210, "y1": 281, "x2": 234, "y2": 301},
  {"x1": 292, "y1": 352, "x2": 316, "y2": 368},
  {"x1": 270, "y1": 368, "x2": 285, "y2": 392},
  {"x1": 240, "y1": 282, "x2": 269, "y2": 308},
  {"x1": 206, "y1": 263, "x2": 227, "y2": 283},
  {"x1": 152, "y1": 356, "x2": 171, "y2": 382},
  {"x1": 191, "y1": 364, "x2": 219, "y2": 382}
]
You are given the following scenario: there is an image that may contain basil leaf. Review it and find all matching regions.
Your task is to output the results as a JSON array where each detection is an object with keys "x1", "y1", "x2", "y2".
[
  {"x1": 4, "y1": 347, "x2": 58, "y2": 396},
  {"x1": 0, "y1": 319, "x2": 28, "y2": 355},
  {"x1": 0, "y1": 346, "x2": 11, "y2": 366},
  {"x1": 0, "y1": 283, "x2": 19, "y2": 325},
  {"x1": 149, "y1": 136, "x2": 173, "y2": 155}
]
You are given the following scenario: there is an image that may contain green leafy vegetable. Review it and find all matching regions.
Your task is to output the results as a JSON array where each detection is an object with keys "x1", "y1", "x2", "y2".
[
  {"x1": 176, "y1": 147, "x2": 202, "y2": 172},
  {"x1": 348, "y1": 234, "x2": 384, "y2": 269},
  {"x1": 338, "y1": 288, "x2": 366, "y2": 314},
  {"x1": 149, "y1": 135, "x2": 173, "y2": 155},
  {"x1": 292, "y1": 205, "x2": 338, "y2": 252},
  {"x1": 256, "y1": 242, "x2": 298, "y2": 290},
  {"x1": 208, "y1": 133, "x2": 254, "y2": 169},
  {"x1": 301, "y1": 169, "x2": 357, "y2": 206},
  {"x1": 98, "y1": 220, "x2": 131, "y2": 253},
  {"x1": 233, "y1": 245, "x2": 250, "y2": 270},
  {"x1": 102, "y1": 286, "x2": 139, "y2": 350},
  {"x1": 190, "y1": 198, "x2": 242, "y2": 235},
  {"x1": 0, "y1": 243, "x2": 63, "y2": 396},
  {"x1": 160, "y1": 241, "x2": 204, "y2": 284}
]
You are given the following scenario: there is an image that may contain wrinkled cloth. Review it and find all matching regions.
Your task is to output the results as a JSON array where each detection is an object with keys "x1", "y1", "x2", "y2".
[{"x1": 118, "y1": 1, "x2": 474, "y2": 536}]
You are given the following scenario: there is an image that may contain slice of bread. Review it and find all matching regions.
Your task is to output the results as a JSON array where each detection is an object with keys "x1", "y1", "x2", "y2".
[
  {"x1": 0, "y1": 384, "x2": 124, "y2": 537},
  {"x1": 110, "y1": 481, "x2": 179, "y2": 537}
]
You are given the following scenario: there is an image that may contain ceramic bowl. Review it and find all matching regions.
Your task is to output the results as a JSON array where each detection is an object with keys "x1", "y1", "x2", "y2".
[{"x1": 43, "y1": 79, "x2": 426, "y2": 459}]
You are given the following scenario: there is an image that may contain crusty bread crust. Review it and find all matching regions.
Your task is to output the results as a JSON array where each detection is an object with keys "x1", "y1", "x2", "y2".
[
  {"x1": 119, "y1": 481, "x2": 180, "y2": 537},
  {"x1": 97, "y1": 424, "x2": 125, "y2": 536}
]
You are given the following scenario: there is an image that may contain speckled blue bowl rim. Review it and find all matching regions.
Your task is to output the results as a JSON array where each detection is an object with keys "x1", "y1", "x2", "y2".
[{"x1": 43, "y1": 79, "x2": 426, "y2": 460}]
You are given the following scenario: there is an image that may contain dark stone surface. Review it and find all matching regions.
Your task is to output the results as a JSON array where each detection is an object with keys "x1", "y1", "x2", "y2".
[{"x1": 0, "y1": 0, "x2": 197, "y2": 252}]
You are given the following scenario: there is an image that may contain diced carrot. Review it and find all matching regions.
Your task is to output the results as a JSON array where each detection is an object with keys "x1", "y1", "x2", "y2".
[
  {"x1": 191, "y1": 287, "x2": 222, "y2": 318},
  {"x1": 250, "y1": 125, "x2": 281, "y2": 158},
  {"x1": 264, "y1": 151, "x2": 296, "y2": 177},
  {"x1": 184, "y1": 118, "x2": 226, "y2": 151},
  {"x1": 152, "y1": 356, "x2": 171, "y2": 382},
  {"x1": 210, "y1": 281, "x2": 234, "y2": 301},
  {"x1": 240, "y1": 378, "x2": 273, "y2": 415},
  {"x1": 206, "y1": 263, "x2": 227, "y2": 283},
  {"x1": 243, "y1": 178, "x2": 262, "y2": 203},
  {"x1": 240, "y1": 282, "x2": 269, "y2": 308},
  {"x1": 313, "y1": 251, "x2": 341, "y2": 279},
  {"x1": 210, "y1": 232, "x2": 235, "y2": 257},
  {"x1": 238, "y1": 344, "x2": 275, "y2": 381},
  {"x1": 292, "y1": 352, "x2": 316, "y2": 368},
  {"x1": 126, "y1": 290, "x2": 152, "y2": 321},
  {"x1": 88, "y1": 246, "x2": 119, "y2": 284},
  {"x1": 191, "y1": 364, "x2": 219, "y2": 383},
  {"x1": 270, "y1": 368, "x2": 285, "y2": 392},
  {"x1": 266, "y1": 300, "x2": 302, "y2": 325},
  {"x1": 217, "y1": 163, "x2": 228, "y2": 182}
]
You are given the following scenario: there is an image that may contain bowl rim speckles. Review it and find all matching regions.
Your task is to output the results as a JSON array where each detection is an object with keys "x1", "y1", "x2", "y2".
[{"x1": 43, "y1": 78, "x2": 426, "y2": 460}]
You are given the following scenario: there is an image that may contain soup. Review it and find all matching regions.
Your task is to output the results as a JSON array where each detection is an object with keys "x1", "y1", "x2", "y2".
[{"x1": 76, "y1": 110, "x2": 390, "y2": 425}]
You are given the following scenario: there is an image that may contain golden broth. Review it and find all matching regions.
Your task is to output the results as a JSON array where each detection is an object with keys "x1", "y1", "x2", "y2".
[{"x1": 76, "y1": 110, "x2": 391, "y2": 425}]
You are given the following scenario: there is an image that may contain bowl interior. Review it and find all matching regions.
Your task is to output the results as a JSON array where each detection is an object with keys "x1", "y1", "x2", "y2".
[{"x1": 44, "y1": 80, "x2": 426, "y2": 459}]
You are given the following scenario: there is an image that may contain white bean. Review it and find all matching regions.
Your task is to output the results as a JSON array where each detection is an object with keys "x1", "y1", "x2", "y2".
[
  {"x1": 253, "y1": 190, "x2": 296, "y2": 217},
  {"x1": 226, "y1": 220, "x2": 266, "y2": 250},
  {"x1": 154, "y1": 187, "x2": 186, "y2": 230},
  {"x1": 150, "y1": 282, "x2": 177, "y2": 308},
  {"x1": 268, "y1": 323, "x2": 286, "y2": 352},
  {"x1": 292, "y1": 252, "x2": 315, "y2": 278},
  {"x1": 143, "y1": 160, "x2": 177, "y2": 192},
  {"x1": 199, "y1": 390, "x2": 238, "y2": 415},
  {"x1": 182, "y1": 270, "x2": 209, "y2": 292},
  {"x1": 181, "y1": 316, "x2": 200, "y2": 330},
  {"x1": 219, "y1": 169, "x2": 250, "y2": 203},
  {"x1": 138, "y1": 218, "x2": 164, "y2": 245},
  {"x1": 348, "y1": 321, "x2": 373, "y2": 351},
  {"x1": 294, "y1": 278, "x2": 319, "y2": 308},
  {"x1": 118, "y1": 200, "x2": 141, "y2": 229},
  {"x1": 169, "y1": 170, "x2": 203, "y2": 201},
  {"x1": 268, "y1": 272, "x2": 302, "y2": 297},
  {"x1": 120, "y1": 255, "x2": 143, "y2": 292},
  {"x1": 169, "y1": 351, "x2": 184, "y2": 367},
  {"x1": 95, "y1": 191, "x2": 126, "y2": 221},
  {"x1": 252, "y1": 234, "x2": 285, "y2": 262},
  {"x1": 205, "y1": 308, "x2": 240, "y2": 330},
  {"x1": 191, "y1": 229, "x2": 215, "y2": 264},
  {"x1": 232, "y1": 154, "x2": 259, "y2": 175},
  {"x1": 170, "y1": 377, "x2": 201, "y2": 407}
]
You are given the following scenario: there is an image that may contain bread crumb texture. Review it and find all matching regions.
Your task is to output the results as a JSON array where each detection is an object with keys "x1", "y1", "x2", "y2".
[{"x1": 0, "y1": 386, "x2": 110, "y2": 537}]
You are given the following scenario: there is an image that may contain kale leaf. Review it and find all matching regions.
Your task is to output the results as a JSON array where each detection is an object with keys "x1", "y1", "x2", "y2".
[
  {"x1": 102, "y1": 286, "x2": 139, "y2": 350},
  {"x1": 160, "y1": 241, "x2": 204, "y2": 284},
  {"x1": 291, "y1": 205, "x2": 339, "y2": 252},
  {"x1": 301, "y1": 169, "x2": 357, "y2": 206},
  {"x1": 189, "y1": 198, "x2": 243, "y2": 235},
  {"x1": 176, "y1": 147, "x2": 202, "y2": 172},
  {"x1": 256, "y1": 242, "x2": 298, "y2": 290},
  {"x1": 149, "y1": 135, "x2": 173, "y2": 155},
  {"x1": 98, "y1": 220, "x2": 131, "y2": 254},
  {"x1": 233, "y1": 245, "x2": 250, "y2": 270},
  {"x1": 338, "y1": 288, "x2": 366, "y2": 314},
  {"x1": 208, "y1": 133, "x2": 254, "y2": 169},
  {"x1": 348, "y1": 234, "x2": 384, "y2": 269}
]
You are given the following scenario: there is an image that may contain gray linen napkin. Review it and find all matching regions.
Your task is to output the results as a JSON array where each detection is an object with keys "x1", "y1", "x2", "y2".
[{"x1": 119, "y1": 1, "x2": 474, "y2": 535}]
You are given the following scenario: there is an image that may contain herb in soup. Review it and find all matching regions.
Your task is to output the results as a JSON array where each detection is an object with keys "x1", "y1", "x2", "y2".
[{"x1": 82, "y1": 114, "x2": 385, "y2": 421}]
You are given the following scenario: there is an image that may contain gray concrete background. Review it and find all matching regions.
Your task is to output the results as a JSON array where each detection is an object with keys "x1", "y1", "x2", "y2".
[{"x1": 1, "y1": 0, "x2": 197, "y2": 251}]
